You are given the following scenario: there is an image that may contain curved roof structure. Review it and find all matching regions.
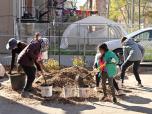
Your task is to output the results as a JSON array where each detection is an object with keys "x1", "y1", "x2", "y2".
[{"x1": 60, "y1": 16, "x2": 127, "y2": 49}]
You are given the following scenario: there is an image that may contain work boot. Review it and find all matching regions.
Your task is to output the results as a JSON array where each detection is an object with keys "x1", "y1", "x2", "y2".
[
  {"x1": 113, "y1": 97, "x2": 117, "y2": 103},
  {"x1": 21, "y1": 91, "x2": 33, "y2": 98},
  {"x1": 137, "y1": 83, "x2": 144, "y2": 88},
  {"x1": 117, "y1": 90, "x2": 125, "y2": 96}
]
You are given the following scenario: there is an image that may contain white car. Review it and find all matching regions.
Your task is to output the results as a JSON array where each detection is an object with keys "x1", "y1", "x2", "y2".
[{"x1": 105, "y1": 27, "x2": 152, "y2": 61}]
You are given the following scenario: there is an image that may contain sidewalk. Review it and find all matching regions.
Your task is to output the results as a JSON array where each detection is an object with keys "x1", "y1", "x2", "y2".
[{"x1": 0, "y1": 74, "x2": 152, "y2": 114}]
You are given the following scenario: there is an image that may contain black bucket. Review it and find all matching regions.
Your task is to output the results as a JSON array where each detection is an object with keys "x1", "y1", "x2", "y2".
[{"x1": 9, "y1": 73, "x2": 26, "y2": 90}]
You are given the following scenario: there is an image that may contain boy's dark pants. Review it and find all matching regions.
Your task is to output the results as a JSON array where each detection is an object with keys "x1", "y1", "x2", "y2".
[
  {"x1": 102, "y1": 72, "x2": 116, "y2": 98},
  {"x1": 21, "y1": 65, "x2": 36, "y2": 91},
  {"x1": 96, "y1": 72, "x2": 120, "y2": 91},
  {"x1": 120, "y1": 60, "x2": 141, "y2": 84},
  {"x1": 96, "y1": 72, "x2": 101, "y2": 87}
]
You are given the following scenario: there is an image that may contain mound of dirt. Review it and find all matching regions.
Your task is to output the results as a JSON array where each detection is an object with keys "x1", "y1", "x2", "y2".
[{"x1": 36, "y1": 66, "x2": 95, "y2": 88}]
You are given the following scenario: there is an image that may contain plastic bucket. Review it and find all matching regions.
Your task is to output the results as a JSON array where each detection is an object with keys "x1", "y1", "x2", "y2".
[
  {"x1": 9, "y1": 73, "x2": 26, "y2": 90},
  {"x1": 41, "y1": 85, "x2": 52, "y2": 97},
  {"x1": 79, "y1": 88, "x2": 98, "y2": 98},
  {"x1": 79, "y1": 88, "x2": 90, "y2": 98},
  {"x1": 62, "y1": 87, "x2": 78, "y2": 98},
  {"x1": 0, "y1": 63, "x2": 5, "y2": 77}
]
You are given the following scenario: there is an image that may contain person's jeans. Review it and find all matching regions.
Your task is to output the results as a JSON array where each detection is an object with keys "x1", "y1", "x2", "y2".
[
  {"x1": 21, "y1": 65, "x2": 36, "y2": 91},
  {"x1": 113, "y1": 79, "x2": 119, "y2": 91},
  {"x1": 120, "y1": 60, "x2": 141, "y2": 84},
  {"x1": 102, "y1": 72, "x2": 116, "y2": 98},
  {"x1": 96, "y1": 72, "x2": 101, "y2": 87},
  {"x1": 96, "y1": 72, "x2": 120, "y2": 91}
]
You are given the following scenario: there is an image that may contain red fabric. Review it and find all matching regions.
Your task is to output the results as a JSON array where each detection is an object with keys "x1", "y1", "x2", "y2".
[
  {"x1": 76, "y1": 10, "x2": 82, "y2": 15},
  {"x1": 99, "y1": 59, "x2": 106, "y2": 71},
  {"x1": 64, "y1": 9, "x2": 98, "y2": 16},
  {"x1": 95, "y1": 11, "x2": 98, "y2": 14},
  {"x1": 64, "y1": 10, "x2": 70, "y2": 14},
  {"x1": 86, "y1": 11, "x2": 90, "y2": 16}
]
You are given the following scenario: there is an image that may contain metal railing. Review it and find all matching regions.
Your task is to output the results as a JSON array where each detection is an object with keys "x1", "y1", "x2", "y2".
[
  {"x1": 1, "y1": 21, "x2": 152, "y2": 66},
  {"x1": 20, "y1": 7, "x2": 38, "y2": 20},
  {"x1": 1, "y1": 34, "x2": 152, "y2": 66}
]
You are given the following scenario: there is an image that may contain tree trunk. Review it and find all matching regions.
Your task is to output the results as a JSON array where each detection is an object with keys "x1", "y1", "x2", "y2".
[{"x1": 96, "y1": 0, "x2": 108, "y2": 17}]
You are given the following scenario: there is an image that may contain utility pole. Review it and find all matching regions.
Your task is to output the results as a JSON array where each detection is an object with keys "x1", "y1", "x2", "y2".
[
  {"x1": 139, "y1": 0, "x2": 141, "y2": 29},
  {"x1": 107, "y1": 0, "x2": 110, "y2": 18},
  {"x1": 132, "y1": 0, "x2": 135, "y2": 27},
  {"x1": 96, "y1": 0, "x2": 107, "y2": 16}
]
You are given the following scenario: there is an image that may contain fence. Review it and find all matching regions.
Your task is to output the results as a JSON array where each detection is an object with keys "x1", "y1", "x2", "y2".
[
  {"x1": 0, "y1": 34, "x2": 119, "y2": 67},
  {"x1": 1, "y1": 34, "x2": 152, "y2": 67},
  {"x1": 20, "y1": 35, "x2": 119, "y2": 67},
  {"x1": 1, "y1": 21, "x2": 152, "y2": 66},
  {"x1": 15, "y1": 21, "x2": 125, "y2": 66}
]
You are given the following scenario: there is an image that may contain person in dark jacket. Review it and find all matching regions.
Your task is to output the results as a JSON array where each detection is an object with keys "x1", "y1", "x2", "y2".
[
  {"x1": 17, "y1": 38, "x2": 49, "y2": 97},
  {"x1": 121, "y1": 37, "x2": 145, "y2": 87},
  {"x1": 6, "y1": 38, "x2": 27, "y2": 74},
  {"x1": 6, "y1": 38, "x2": 42, "y2": 74}
]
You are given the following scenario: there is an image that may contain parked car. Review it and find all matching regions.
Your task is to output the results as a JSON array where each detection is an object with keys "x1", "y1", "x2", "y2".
[{"x1": 105, "y1": 27, "x2": 152, "y2": 62}]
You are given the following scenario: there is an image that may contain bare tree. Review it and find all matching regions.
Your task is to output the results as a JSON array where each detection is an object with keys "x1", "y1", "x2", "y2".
[{"x1": 96, "y1": 0, "x2": 108, "y2": 16}]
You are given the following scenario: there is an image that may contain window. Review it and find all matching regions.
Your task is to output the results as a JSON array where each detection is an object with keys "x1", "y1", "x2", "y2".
[
  {"x1": 88, "y1": 25, "x2": 105, "y2": 33},
  {"x1": 133, "y1": 30, "x2": 152, "y2": 42}
]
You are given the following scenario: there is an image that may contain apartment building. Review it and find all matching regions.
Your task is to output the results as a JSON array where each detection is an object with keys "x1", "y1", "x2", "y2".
[
  {"x1": 0, "y1": 0, "x2": 14, "y2": 53},
  {"x1": 0, "y1": 0, "x2": 66, "y2": 53},
  {"x1": 0, "y1": 0, "x2": 35, "y2": 53}
]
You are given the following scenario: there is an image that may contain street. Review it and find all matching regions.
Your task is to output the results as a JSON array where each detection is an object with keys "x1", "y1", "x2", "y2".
[{"x1": 0, "y1": 73, "x2": 152, "y2": 114}]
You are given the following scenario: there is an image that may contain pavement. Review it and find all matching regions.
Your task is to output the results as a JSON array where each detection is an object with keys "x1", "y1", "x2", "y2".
[{"x1": 0, "y1": 73, "x2": 152, "y2": 114}]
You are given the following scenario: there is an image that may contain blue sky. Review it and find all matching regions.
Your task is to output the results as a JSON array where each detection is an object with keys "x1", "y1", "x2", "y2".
[
  {"x1": 76, "y1": 0, "x2": 87, "y2": 8},
  {"x1": 77, "y1": 0, "x2": 87, "y2": 5}
]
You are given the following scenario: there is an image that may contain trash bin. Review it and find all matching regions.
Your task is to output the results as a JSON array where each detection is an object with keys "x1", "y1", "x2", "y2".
[
  {"x1": 0, "y1": 63, "x2": 5, "y2": 77},
  {"x1": 9, "y1": 73, "x2": 26, "y2": 90}
]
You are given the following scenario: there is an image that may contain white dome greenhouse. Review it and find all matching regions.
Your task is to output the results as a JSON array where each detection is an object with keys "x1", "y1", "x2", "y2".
[{"x1": 60, "y1": 16, "x2": 127, "y2": 49}]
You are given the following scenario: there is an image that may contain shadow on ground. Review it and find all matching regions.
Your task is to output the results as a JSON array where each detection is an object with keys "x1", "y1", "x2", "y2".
[
  {"x1": 121, "y1": 95, "x2": 152, "y2": 104},
  {"x1": 41, "y1": 101, "x2": 96, "y2": 114},
  {"x1": 128, "y1": 86, "x2": 152, "y2": 92},
  {"x1": 0, "y1": 96, "x2": 46, "y2": 114},
  {"x1": 117, "y1": 103, "x2": 152, "y2": 114},
  {"x1": 93, "y1": 102, "x2": 152, "y2": 114}
]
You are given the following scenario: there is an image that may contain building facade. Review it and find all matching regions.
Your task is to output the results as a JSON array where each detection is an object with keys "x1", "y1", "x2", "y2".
[
  {"x1": 82, "y1": 0, "x2": 110, "y2": 17},
  {"x1": 0, "y1": 0, "x2": 14, "y2": 53},
  {"x1": 0, "y1": 0, "x2": 63, "y2": 53}
]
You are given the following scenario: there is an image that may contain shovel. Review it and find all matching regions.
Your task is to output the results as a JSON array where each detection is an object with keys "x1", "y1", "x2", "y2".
[
  {"x1": 42, "y1": 74, "x2": 48, "y2": 86},
  {"x1": 40, "y1": 74, "x2": 53, "y2": 97}
]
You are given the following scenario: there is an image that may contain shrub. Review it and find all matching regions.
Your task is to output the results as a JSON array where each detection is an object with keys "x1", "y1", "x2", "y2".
[
  {"x1": 72, "y1": 56, "x2": 85, "y2": 67},
  {"x1": 44, "y1": 59, "x2": 60, "y2": 71}
]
